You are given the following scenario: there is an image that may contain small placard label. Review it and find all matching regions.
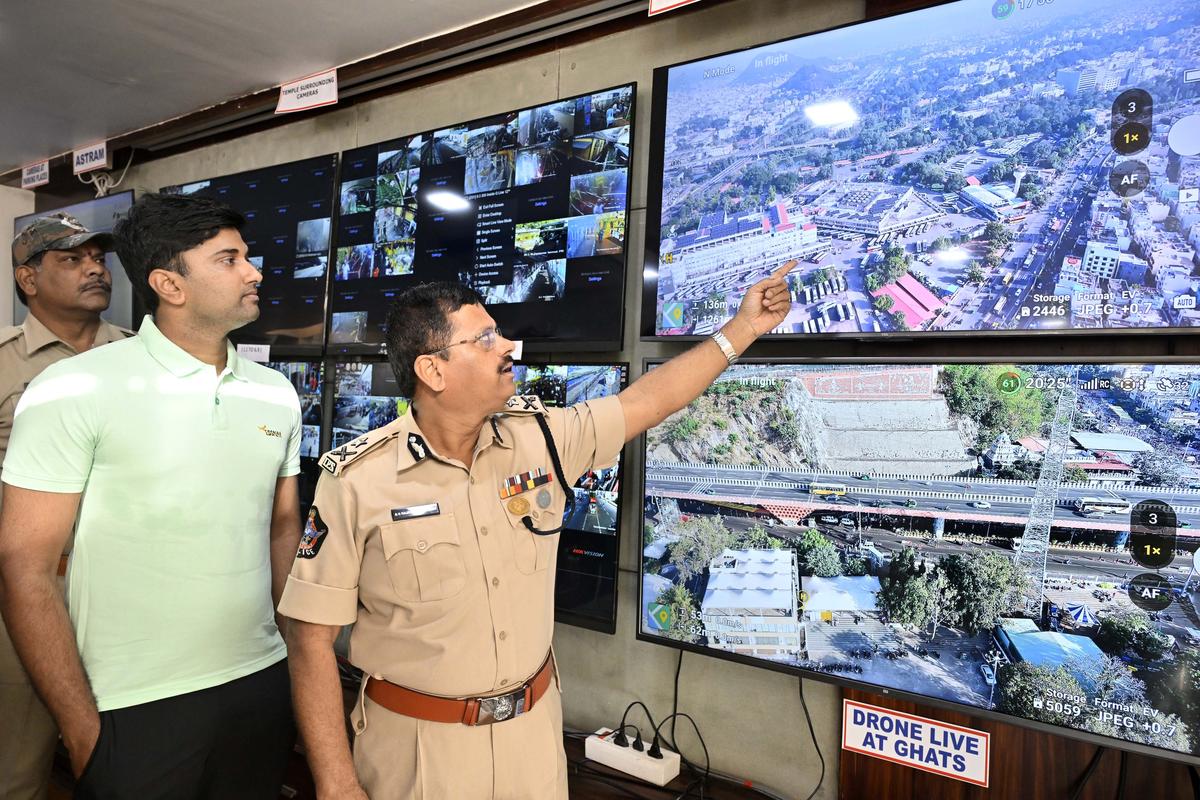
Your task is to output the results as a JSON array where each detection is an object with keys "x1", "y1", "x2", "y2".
[
  {"x1": 73, "y1": 142, "x2": 109, "y2": 175},
  {"x1": 236, "y1": 343, "x2": 271, "y2": 363},
  {"x1": 842, "y1": 699, "x2": 990, "y2": 787},
  {"x1": 21, "y1": 160, "x2": 50, "y2": 189}
]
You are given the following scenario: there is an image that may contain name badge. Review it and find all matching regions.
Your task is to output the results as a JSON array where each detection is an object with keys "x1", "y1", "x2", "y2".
[{"x1": 391, "y1": 503, "x2": 440, "y2": 521}]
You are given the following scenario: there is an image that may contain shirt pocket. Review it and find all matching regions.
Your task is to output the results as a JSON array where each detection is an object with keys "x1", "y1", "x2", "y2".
[
  {"x1": 502, "y1": 491, "x2": 564, "y2": 576},
  {"x1": 378, "y1": 514, "x2": 466, "y2": 602}
]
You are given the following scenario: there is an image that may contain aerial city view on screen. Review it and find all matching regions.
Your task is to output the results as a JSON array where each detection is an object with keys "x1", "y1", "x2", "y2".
[
  {"x1": 653, "y1": 0, "x2": 1200, "y2": 335},
  {"x1": 641, "y1": 362, "x2": 1200, "y2": 755}
]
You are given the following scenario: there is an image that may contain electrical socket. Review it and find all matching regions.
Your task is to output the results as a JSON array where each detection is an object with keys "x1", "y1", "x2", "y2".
[{"x1": 584, "y1": 727, "x2": 681, "y2": 787}]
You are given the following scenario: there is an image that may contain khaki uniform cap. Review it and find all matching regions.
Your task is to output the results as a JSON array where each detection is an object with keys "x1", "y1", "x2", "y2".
[{"x1": 11, "y1": 212, "x2": 114, "y2": 267}]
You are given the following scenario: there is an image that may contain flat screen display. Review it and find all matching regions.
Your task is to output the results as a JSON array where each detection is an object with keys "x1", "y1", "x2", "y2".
[
  {"x1": 515, "y1": 362, "x2": 627, "y2": 631},
  {"x1": 264, "y1": 360, "x2": 325, "y2": 516},
  {"x1": 332, "y1": 360, "x2": 627, "y2": 632},
  {"x1": 639, "y1": 360, "x2": 1200, "y2": 762},
  {"x1": 644, "y1": 0, "x2": 1200, "y2": 338},
  {"x1": 13, "y1": 191, "x2": 135, "y2": 330},
  {"x1": 329, "y1": 84, "x2": 635, "y2": 352},
  {"x1": 162, "y1": 155, "x2": 338, "y2": 352}
]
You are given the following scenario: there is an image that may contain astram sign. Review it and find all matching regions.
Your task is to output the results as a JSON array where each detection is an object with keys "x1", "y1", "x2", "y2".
[{"x1": 842, "y1": 699, "x2": 990, "y2": 787}]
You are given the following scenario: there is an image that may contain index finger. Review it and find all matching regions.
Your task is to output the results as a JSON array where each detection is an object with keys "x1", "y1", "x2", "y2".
[{"x1": 771, "y1": 260, "x2": 797, "y2": 280}]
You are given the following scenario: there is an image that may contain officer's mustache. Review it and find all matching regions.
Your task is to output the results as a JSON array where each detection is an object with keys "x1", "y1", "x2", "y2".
[{"x1": 499, "y1": 358, "x2": 514, "y2": 374}]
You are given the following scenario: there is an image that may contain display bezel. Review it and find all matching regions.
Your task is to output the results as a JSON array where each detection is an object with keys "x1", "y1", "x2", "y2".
[
  {"x1": 636, "y1": 355, "x2": 1200, "y2": 765},
  {"x1": 326, "y1": 81, "x2": 638, "y2": 356},
  {"x1": 639, "y1": 0, "x2": 1196, "y2": 341}
]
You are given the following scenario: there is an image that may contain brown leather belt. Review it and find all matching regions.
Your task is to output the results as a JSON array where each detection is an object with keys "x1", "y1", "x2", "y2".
[{"x1": 365, "y1": 653, "x2": 553, "y2": 726}]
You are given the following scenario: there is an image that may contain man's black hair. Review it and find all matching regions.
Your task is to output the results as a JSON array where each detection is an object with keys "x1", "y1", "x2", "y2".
[
  {"x1": 13, "y1": 252, "x2": 42, "y2": 305},
  {"x1": 385, "y1": 282, "x2": 485, "y2": 397},
  {"x1": 112, "y1": 192, "x2": 245, "y2": 314}
]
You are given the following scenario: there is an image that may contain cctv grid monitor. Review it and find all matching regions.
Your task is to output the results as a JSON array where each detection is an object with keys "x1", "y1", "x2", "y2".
[
  {"x1": 13, "y1": 191, "x2": 136, "y2": 331},
  {"x1": 639, "y1": 359, "x2": 1200, "y2": 763},
  {"x1": 329, "y1": 83, "x2": 635, "y2": 353},
  {"x1": 333, "y1": 360, "x2": 627, "y2": 632},
  {"x1": 161, "y1": 155, "x2": 338, "y2": 353},
  {"x1": 642, "y1": 0, "x2": 1200, "y2": 340},
  {"x1": 263, "y1": 360, "x2": 325, "y2": 516}
]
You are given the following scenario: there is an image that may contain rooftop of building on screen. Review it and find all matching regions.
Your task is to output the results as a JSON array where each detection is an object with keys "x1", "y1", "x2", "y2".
[
  {"x1": 650, "y1": 0, "x2": 1200, "y2": 337},
  {"x1": 641, "y1": 361, "x2": 1200, "y2": 758}
]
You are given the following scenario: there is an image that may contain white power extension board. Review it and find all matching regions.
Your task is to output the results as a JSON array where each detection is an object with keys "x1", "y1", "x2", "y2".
[{"x1": 584, "y1": 727, "x2": 682, "y2": 786}]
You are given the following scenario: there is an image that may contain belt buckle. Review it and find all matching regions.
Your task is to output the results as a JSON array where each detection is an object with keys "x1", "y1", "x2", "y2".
[{"x1": 475, "y1": 687, "x2": 526, "y2": 725}]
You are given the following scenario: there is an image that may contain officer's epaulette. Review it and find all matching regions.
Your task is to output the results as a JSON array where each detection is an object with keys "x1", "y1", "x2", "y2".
[
  {"x1": 318, "y1": 425, "x2": 399, "y2": 476},
  {"x1": 502, "y1": 394, "x2": 548, "y2": 416},
  {"x1": 0, "y1": 326, "x2": 22, "y2": 348}
]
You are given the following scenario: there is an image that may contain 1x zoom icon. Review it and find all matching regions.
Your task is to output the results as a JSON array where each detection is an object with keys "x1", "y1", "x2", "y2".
[{"x1": 1129, "y1": 500, "x2": 1176, "y2": 570}]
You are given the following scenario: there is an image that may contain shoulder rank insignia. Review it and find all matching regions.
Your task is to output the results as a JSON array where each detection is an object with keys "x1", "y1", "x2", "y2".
[
  {"x1": 503, "y1": 394, "x2": 548, "y2": 415},
  {"x1": 319, "y1": 426, "x2": 399, "y2": 476}
]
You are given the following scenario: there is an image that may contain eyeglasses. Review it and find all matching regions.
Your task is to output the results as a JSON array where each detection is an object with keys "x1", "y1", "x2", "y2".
[{"x1": 427, "y1": 326, "x2": 503, "y2": 356}]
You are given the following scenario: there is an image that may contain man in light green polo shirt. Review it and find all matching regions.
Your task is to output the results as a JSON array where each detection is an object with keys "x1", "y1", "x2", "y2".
[{"x1": 0, "y1": 193, "x2": 302, "y2": 799}]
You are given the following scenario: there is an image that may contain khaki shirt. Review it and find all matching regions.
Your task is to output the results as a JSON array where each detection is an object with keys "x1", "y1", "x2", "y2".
[
  {"x1": 279, "y1": 393, "x2": 624, "y2": 698},
  {"x1": 0, "y1": 313, "x2": 131, "y2": 471}
]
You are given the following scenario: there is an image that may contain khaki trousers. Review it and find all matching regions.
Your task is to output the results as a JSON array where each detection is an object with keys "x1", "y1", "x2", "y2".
[
  {"x1": 0, "y1": 614, "x2": 57, "y2": 800},
  {"x1": 351, "y1": 679, "x2": 568, "y2": 800}
]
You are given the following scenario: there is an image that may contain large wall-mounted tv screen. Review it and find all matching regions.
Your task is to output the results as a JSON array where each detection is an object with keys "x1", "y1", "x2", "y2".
[
  {"x1": 162, "y1": 155, "x2": 338, "y2": 352},
  {"x1": 329, "y1": 84, "x2": 635, "y2": 353},
  {"x1": 332, "y1": 360, "x2": 627, "y2": 632},
  {"x1": 643, "y1": 0, "x2": 1200, "y2": 338},
  {"x1": 640, "y1": 360, "x2": 1200, "y2": 763},
  {"x1": 13, "y1": 191, "x2": 135, "y2": 330},
  {"x1": 264, "y1": 360, "x2": 325, "y2": 516}
]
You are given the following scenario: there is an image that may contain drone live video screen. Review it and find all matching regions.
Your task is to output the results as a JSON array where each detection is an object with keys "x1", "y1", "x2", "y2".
[
  {"x1": 648, "y1": 0, "x2": 1200, "y2": 337},
  {"x1": 330, "y1": 84, "x2": 634, "y2": 351},
  {"x1": 640, "y1": 362, "x2": 1200, "y2": 759},
  {"x1": 333, "y1": 361, "x2": 626, "y2": 629},
  {"x1": 264, "y1": 361, "x2": 324, "y2": 514},
  {"x1": 163, "y1": 155, "x2": 338, "y2": 349}
]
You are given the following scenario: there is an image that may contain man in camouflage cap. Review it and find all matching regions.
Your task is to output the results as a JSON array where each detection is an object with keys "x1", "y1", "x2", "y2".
[{"x1": 0, "y1": 211, "x2": 130, "y2": 800}]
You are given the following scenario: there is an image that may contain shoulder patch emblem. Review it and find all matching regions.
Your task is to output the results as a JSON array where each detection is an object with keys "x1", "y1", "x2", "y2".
[
  {"x1": 503, "y1": 394, "x2": 547, "y2": 415},
  {"x1": 297, "y1": 507, "x2": 328, "y2": 559},
  {"x1": 319, "y1": 429, "x2": 398, "y2": 475}
]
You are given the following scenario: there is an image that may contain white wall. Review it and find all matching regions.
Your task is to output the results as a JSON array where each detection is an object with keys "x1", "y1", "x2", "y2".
[
  {"x1": 116, "y1": 1, "x2": 868, "y2": 796},
  {"x1": 0, "y1": 185, "x2": 36, "y2": 327}
]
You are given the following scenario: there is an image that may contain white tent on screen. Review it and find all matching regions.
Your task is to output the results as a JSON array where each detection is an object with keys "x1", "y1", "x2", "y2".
[{"x1": 1066, "y1": 603, "x2": 1098, "y2": 627}]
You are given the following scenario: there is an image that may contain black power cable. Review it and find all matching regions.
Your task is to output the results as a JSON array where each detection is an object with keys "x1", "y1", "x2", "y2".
[
  {"x1": 668, "y1": 649, "x2": 684, "y2": 750},
  {"x1": 1068, "y1": 746, "x2": 1106, "y2": 800},
  {"x1": 798, "y1": 678, "x2": 825, "y2": 800},
  {"x1": 650, "y1": 712, "x2": 710, "y2": 800}
]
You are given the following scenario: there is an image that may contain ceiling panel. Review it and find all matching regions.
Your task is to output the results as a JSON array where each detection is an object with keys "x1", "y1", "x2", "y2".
[{"x1": 0, "y1": 0, "x2": 542, "y2": 173}]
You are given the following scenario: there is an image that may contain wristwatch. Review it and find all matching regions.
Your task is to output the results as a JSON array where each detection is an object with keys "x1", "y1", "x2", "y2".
[{"x1": 711, "y1": 330, "x2": 738, "y2": 366}]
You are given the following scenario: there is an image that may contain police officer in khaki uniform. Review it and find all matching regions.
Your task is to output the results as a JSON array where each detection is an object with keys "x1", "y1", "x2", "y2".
[
  {"x1": 0, "y1": 213, "x2": 129, "y2": 800},
  {"x1": 281, "y1": 267, "x2": 791, "y2": 800}
]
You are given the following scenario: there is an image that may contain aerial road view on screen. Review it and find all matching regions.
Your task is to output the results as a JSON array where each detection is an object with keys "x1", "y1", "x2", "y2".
[
  {"x1": 652, "y1": 0, "x2": 1200, "y2": 336},
  {"x1": 641, "y1": 362, "x2": 1200, "y2": 755}
]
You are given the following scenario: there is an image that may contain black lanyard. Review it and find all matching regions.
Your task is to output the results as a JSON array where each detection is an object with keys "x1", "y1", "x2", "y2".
[{"x1": 521, "y1": 414, "x2": 575, "y2": 536}]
